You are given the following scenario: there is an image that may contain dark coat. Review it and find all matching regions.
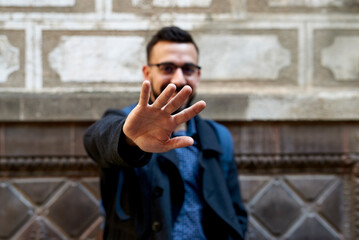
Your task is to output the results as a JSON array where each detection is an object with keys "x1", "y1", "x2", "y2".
[{"x1": 83, "y1": 108, "x2": 248, "y2": 240}]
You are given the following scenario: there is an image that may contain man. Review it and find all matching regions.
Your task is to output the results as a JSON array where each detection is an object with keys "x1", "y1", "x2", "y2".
[{"x1": 84, "y1": 26, "x2": 247, "y2": 240}]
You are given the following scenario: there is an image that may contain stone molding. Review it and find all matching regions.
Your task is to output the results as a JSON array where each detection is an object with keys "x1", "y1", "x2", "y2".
[
  {"x1": 2, "y1": 91, "x2": 359, "y2": 121},
  {"x1": 0, "y1": 156, "x2": 97, "y2": 173},
  {"x1": 0, "y1": 153, "x2": 357, "y2": 172},
  {"x1": 236, "y1": 153, "x2": 357, "y2": 168}
]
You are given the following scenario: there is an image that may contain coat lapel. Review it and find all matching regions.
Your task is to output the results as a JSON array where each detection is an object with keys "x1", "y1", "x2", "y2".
[
  {"x1": 195, "y1": 116, "x2": 243, "y2": 238},
  {"x1": 156, "y1": 150, "x2": 185, "y2": 221},
  {"x1": 154, "y1": 116, "x2": 243, "y2": 238}
]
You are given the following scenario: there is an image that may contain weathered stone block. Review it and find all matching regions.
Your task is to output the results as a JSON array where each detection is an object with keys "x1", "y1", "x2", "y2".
[
  {"x1": 239, "y1": 176, "x2": 270, "y2": 202},
  {"x1": 228, "y1": 123, "x2": 280, "y2": 154},
  {"x1": 43, "y1": 31, "x2": 146, "y2": 87},
  {"x1": 279, "y1": 123, "x2": 344, "y2": 153},
  {"x1": 285, "y1": 175, "x2": 335, "y2": 202},
  {"x1": 288, "y1": 216, "x2": 340, "y2": 240},
  {"x1": 251, "y1": 181, "x2": 301, "y2": 235},
  {"x1": 17, "y1": 217, "x2": 63, "y2": 240},
  {"x1": 344, "y1": 123, "x2": 359, "y2": 152},
  {"x1": 2, "y1": 90, "x2": 359, "y2": 121},
  {"x1": 0, "y1": 97, "x2": 21, "y2": 120},
  {"x1": 248, "y1": 0, "x2": 359, "y2": 13},
  {"x1": 20, "y1": 92, "x2": 138, "y2": 120},
  {"x1": 151, "y1": 0, "x2": 212, "y2": 7},
  {"x1": 245, "y1": 174, "x2": 345, "y2": 239},
  {"x1": 0, "y1": 183, "x2": 31, "y2": 239},
  {"x1": 318, "y1": 179, "x2": 343, "y2": 231},
  {"x1": 314, "y1": 29, "x2": 359, "y2": 86},
  {"x1": 322, "y1": 36, "x2": 359, "y2": 81},
  {"x1": 81, "y1": 178, "x2": 101, "y2": 200},
  {"x1": 74, "y1": 123, "x2": 91, "y2": 156},
  {"x1": 0, "y1": 35, "x2": 19, "y2": 83},
  {"x1": 269, "y1": 0, "x2": 344, "y2": 7},
  {"x1": 4, "y1": 123, "x2": 73, "y2": 156},
  {"x1": 113, "y1": 0, "x2": 231, "y2": 14},
  {"x1": 195, "y1": 93, "x2": 249, "y2": 121},
  {"x1": 48, "y1": 36, "x2": 145, "y2": 83},
  {"x1": 47, "y1": 183, "x2": 99, "y2": 238},
  {"x1": 0, "y1": 0, "x2": 95, "y2": 13},
  {"x1": 245, "y1": 221, "x2": 269, "y2": 240},
  {"x1": 0, "y1": 30, "x2": 25, "y2": 88},
  {"x1": 198, "y1": 35, "x2": 290, "y2": 80},
  {"x1": 195, "y1": 29, "x2": 298, "y2": 84},
  {"x1": 0, "y1": 0, "x2": 76, "y2": 7},
  {"x1": 0, "y1": 92, "x2": 138, "y2": 121},
  {"x1": 13, "y1": 178, "x2": 65, "y2": 206}
]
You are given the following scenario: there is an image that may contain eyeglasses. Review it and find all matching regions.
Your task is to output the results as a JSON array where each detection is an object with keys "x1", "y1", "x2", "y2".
[{"x1": 148, "y1": 62, "x2": 201, "y2": 76}]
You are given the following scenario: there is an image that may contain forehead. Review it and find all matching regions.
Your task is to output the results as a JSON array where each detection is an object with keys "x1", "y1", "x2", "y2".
[{"x1": 149, "y1": 41, "x2": 198, "y2": 63}]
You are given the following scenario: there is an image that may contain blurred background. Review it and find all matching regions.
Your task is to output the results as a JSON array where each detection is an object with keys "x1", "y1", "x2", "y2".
[{"x1": 1, "y1": 0, "x2": 359, "y2": 239}]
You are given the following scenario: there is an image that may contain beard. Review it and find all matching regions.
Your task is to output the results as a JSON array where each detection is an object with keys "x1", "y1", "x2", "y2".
[{"x1": 151, "y1": 84, "x2": 196, "y2": 115}]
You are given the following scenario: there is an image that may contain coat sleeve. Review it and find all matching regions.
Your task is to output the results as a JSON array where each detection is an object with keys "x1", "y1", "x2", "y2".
[{"x1": 83, "y1": 109, "x2": 151, "y2": 168}]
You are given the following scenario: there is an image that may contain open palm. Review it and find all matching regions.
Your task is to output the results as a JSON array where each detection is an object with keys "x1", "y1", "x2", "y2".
[{"x1": 123, "y1": 80, "x2": 206, "y2": 153}]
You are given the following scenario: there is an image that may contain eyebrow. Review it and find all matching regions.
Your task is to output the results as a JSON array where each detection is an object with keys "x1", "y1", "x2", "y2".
[{"x1": 155, "y1": 62, "x2": 200, "y2": 67}]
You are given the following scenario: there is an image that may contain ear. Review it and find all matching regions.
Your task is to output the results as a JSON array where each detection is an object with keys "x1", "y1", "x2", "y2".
[{"x1": 142, "y1": 65, "x2": 151, "y2": 81}]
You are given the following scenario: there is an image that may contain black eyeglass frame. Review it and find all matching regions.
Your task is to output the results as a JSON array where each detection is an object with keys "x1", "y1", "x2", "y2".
[{"x1": 148, "y1": 62, "x2": 201, "y2": 76}]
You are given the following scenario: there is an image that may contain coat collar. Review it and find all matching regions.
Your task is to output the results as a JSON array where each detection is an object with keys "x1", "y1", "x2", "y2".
[
  {"x1": 157, "y1": 115, "x2": 222, "y2": 164},
  {"x1": 193, "y1": 115, "x2": 222, "y2": 154}
]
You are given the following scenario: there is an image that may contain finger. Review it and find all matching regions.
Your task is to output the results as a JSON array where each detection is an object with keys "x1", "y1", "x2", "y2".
[
  {"x1": 152, "y1": 83, "x2": 176, "y2": 109},
  {"x1": 163, "y1": 85, "x2": 192, "y2": 114},
  {"x1": 139, "y1": 80, "x2": 151, "y2": 106},
  {"x1": 173, "y1": 100, "x2": 206, "y2": 124},
  {"x1": 165, "y1": 136, "x2": 194, "y2": 150}
]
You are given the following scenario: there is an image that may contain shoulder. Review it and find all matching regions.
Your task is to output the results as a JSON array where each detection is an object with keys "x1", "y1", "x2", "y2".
[
  {"x1": 204, "y1": 119, "x2": 233, "y2": 146},
  {"x1": 203, "y1": 119, "x2": 234, "y2": 179},
  {"x1": 203, "y1": 119, "x2": 234, "y2": 161}
]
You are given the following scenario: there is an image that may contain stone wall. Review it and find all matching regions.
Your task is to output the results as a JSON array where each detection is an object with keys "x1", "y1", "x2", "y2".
[{"x1": 1, "y1": 0, "x2": 359, "y2": 239}]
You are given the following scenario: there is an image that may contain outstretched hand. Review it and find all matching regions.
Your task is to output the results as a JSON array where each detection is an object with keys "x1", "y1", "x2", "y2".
[{"x1": 123, "y1": 80, "x2": 206, "y2": 153}]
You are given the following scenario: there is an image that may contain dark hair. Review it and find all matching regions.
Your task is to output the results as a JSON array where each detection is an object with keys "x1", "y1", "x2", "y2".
[{"x1": 146, "y1": 26, "x2": 199, "y2": 62}]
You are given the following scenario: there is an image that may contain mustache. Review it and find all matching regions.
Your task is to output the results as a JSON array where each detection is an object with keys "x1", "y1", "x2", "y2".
[
  {"x1": 151, "y1": 84, "x2": 195, "y2": 112},
  {"x1": 160, "y1": 84, "x2": 186, "y2": 93}
]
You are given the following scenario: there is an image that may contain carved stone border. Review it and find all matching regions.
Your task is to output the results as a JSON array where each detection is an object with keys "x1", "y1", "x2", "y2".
[
  {"x1": 236, "y1": 153, "x2": 357, "y2": 168},
  {"x1": 0, "y1": 156, "x2": 98, "y2": 175},
  {"x1": 0, "y1": 153, "x2": 357, "y2": 171}
]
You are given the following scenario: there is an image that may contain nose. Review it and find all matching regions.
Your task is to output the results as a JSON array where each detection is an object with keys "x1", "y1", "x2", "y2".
[{"x1": 170, "y1": 67, "x2": 187, "y2": 87}]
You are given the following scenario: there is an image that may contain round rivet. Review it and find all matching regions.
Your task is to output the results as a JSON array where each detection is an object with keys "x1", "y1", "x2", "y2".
[
  {"x1": 152, "y1": 221, "x2": 162, "y2": 232},
  {"x1": 154, "y1": 186, "x2": 163, "y2": 197}
]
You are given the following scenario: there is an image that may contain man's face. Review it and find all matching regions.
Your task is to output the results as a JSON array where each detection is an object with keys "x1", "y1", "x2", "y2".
[{"x1": 142, "y1": 41, "x2": 201, "y2": 109}]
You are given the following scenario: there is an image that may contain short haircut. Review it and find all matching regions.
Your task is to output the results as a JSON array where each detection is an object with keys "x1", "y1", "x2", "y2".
[{"x1": 146, "y1": 26, "x2": 199, "y2": 63}]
